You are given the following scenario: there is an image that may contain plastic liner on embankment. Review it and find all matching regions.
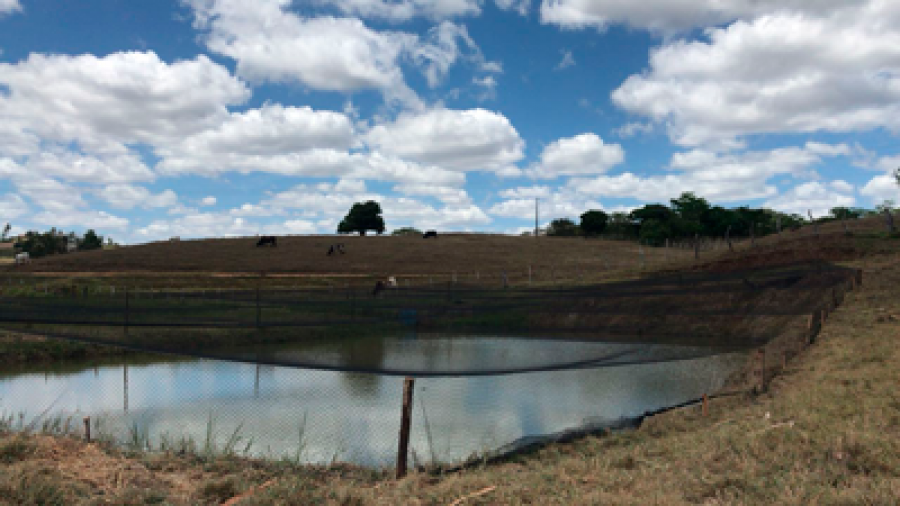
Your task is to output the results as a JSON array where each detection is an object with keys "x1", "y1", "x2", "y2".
[{"x1": 0, "y1": 260, "x2": 858, "y2": 377}]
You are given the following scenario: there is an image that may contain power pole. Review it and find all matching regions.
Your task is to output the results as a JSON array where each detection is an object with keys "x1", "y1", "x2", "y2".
[{"x1": 534, "y1": 198, "x2": 539, "y2": 237}]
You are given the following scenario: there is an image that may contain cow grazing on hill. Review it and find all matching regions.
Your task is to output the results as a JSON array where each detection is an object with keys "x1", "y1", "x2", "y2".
[
  {"x1": 256, "y1": 236, "x2": 277, "y2": 247},
  {"x1": 373, "y1": 276, "x2": 398, "y2": 297},
  {"x1": 14, "y1": 252, "x2": 30, "y2": 264},
  {"x1": 423, "y1": 230, "x2": 438, "y2": 238},
  {"x1": 327, "y1": 243, "x2": 346, "y2": 256}
]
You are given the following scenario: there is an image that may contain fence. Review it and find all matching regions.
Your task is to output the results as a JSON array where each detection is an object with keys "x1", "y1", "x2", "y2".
[{"x1": 0, "y1": 261, "x2": 861, "y2": 474}]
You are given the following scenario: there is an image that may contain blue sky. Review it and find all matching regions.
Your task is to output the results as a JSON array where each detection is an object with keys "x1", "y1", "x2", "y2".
[{"x1": 1, "y1": 0, "x2": 899, "y2": 243}]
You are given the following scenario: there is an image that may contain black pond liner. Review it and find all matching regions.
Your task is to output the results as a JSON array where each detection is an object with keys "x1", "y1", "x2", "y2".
[{"x1": 0, "y1": 260, "x2": 855, "y2": 377}]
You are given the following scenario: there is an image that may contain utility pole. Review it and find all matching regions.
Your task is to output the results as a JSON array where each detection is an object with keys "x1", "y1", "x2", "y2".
[{"x1": 534, "y1": 198, "x2": 539, "y2": 237}]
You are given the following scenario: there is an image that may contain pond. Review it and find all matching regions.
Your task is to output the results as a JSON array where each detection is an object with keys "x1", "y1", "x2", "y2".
[{"x1": 0, "y1": 334, "x2": 744, "y2": 467}]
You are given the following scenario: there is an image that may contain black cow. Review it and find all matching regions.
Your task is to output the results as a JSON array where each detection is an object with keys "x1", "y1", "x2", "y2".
[
  {"x1": 423, "y1": 230, "x2": 438, "y2": 239},
  {"x1": 256, "y1": 235, "x2": 277, "y2": 247},
  {"x1": 327, "y1": 243, "x2": 346, "y2": 256},
  {"x1": 372, "y1": 280, "x2": 386, "y2": 298}
]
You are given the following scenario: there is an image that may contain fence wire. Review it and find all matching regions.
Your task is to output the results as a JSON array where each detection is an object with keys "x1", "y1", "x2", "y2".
[{"x1": 0, "y1": 260, "x2": 859, "y2": 468}]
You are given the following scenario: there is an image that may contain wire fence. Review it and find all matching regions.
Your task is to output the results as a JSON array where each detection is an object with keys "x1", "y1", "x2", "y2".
[{"x1": 0, "y1": 261, "x2": 862, "y2": 472}]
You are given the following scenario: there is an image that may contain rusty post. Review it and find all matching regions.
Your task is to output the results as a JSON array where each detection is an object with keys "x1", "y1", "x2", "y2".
[
  {"x1": 83, "y1": 416, "x2": 91, "y2": 443},
  {"x1": 702, "y1": 394, "x2": 709, "y2": 417},
  {"x1": 396, "y1": 377, "x2": 415, "y2": 479}
]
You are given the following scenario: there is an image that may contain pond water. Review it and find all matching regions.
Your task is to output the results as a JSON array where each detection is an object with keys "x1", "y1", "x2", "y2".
[{"x1": 0, "y1": 335, "x2": 744, "y2": 467}]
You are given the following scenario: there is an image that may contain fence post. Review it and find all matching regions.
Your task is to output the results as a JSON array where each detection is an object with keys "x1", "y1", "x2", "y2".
[
  {"x1": 124, "y1": 287, "x2": 130, "y2": 337},
  {"x1": 83, "y1": 416, "x2": 91, "y2": 443},
  {"x1": 256, "y1": 286, "x2": 261, "y2": 328},
  {"x1": 528, "y1": 265, "x2": 532, "y2": 285},
  {"x1": 396, "y1": 377, "x2": 415, "y2": 479}
]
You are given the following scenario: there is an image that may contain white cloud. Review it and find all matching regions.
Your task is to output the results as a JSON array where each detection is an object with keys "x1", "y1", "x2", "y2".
[
  {"x1": 187, "y1": 0, "x2": 487, "y2": 108},
  {"x1": 764, "y1": 181, "x2": 856, "y2": 218},
  {"x1": 0, "y1": 51, "x2": 249, "y2": 154},
  {"x1": 0, "y1": 0, "x2": 20, "y2": 16},
  {"x1": 490, "y1": 186, "x2": 603, "y2": 220},
  {"x1": 570, "y1": 143, "x2": 848, "y2": 203},
  {"x1": 614, "y1": 122, "x2": 654, "y2": 138},
  {"x1": 365, "y1": 108, "x2": 524, "y2": 173},
  {"x1": 155, "y1": 104, "x2": 355, "y2": 176},
  {"x1": 97, "y1": 185, "x2": 178, "y2": 210},
  {"x1": 312, "y1": 0, "x2": 481, "y2": 21},
  {"x1": 25, "y1": 151, "x2": 155, "y2": 184},
  {"x1": 555, "y1": 50, "x2": 575, "y2": 70},
  {"x1": 539, "y1": 0, "x2": 857, "y2": 33},
  {"x1": 33, "y1": 209, "x2": 129, "y2": 231},
  {"x1": 411, "y1": 22, "x2": 488, "y2": 89},
  {"x1": 495, "y1": 0, "x2": 529, "y2": 16},
  {"x1": 497, "y1": 186, "x2": 552, "y2": 199},
  {"x1": 201, "y1": 196, "x2": 217, "y2": 206},
  {"x1": 527, "y1": 133, "x2": 624, "y2": 179},
  {"x1": 0, "y1": 193, "x2": 28, "y2": 221},
  {"x1": 392, "y1": 184, "x2": 472, "y2": 205},
  {"x1": 861, "y1": 174, "x2": 900, "y2": 204},
  {"x1": 611, "y1": 4, "x2": 900, "y2": 147}
]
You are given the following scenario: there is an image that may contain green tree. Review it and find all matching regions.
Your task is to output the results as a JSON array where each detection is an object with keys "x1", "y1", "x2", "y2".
[
  {"x1": 1, "y1": 223, "x2": 9, "y2": 241},
  {"x1": 605, "y1": 212, "x2": 638, "y2": 239},
  {"x1": 579, "y1": 210, "x2": 608, "y2": 237},
  {"x1": 547, "y1": 218, "x2": 579, "y2": 236},
  {"x1": 894, "y1": 167, "x2": 899, "y2": 187},
  {"x1": 337, "y1": 201, "x2": 386, "y2": 236},
  {"x1": 391, "y1": 227, "x2": 422, "y2": 236},
  {"x1": 638, "y1": 219, "x2": 672, "y2": 246},
  {"x1": 80, "y1": 229, "x2": 103, "y2": 250},
  {"x1": 670, "y1": 192, "x2": 711, "y2": 235},
  {"x1": 829, "y1": 207, "x2": 866, "y2": 221}
]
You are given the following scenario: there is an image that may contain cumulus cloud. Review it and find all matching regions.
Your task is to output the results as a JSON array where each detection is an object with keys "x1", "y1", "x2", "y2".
[
  {"x1": 764, "y1": 181, "x2": 856, "y2": 218},
  {"x1": 611, "y1": 3, "x2": 900, "y2": 147},
  {"x1": 201, "y1": 196, "x2": 217, "y2": 206},
  {"x1": 495, "y1": 0, "x2": 529, "y2": 16},
  {"x1": 156, "y1": 104, "x2": 355, "y2": 176},
  {"x1": 490, "y1": 186, "x2": 603, "y2": 220},
  {"x1": 0, "y1": 51, "x2": 249, "y2": 154},
  {"x1": 365, "y1": 108, "x2": 524, "y2": 173},
  {"x1": 540, "y1": 0, "x2": 857, "y2": 33},
  {"x1": 312, "y1": 0, "x2": 481, "y2": 21},
  {"x1": 97, "y1": 185, "x2": 178, "y2": 210},
  {"x1": 569, "y1": 143, "x2": 849, "y2": 203},
  {"x1": 0, "y1": 0, "x2": 20, "y2": 16},
  {"x1": 0, "y1": 193, "x2": 28, "y2": 221},
  {"x1": 186, "y1": 0, "x2": 489, "y2": 107},
  {"x1": 527, "y1": 133, "x2": 624, "y2": 179}
]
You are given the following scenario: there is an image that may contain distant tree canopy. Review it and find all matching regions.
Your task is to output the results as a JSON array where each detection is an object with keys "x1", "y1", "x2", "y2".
[
  {"x1": 546, "y1": 218, "x2": 579, "y2": 237},
  {"x1": 13, "y1": 228, "x2": 106, "y2": 258},
  {"x1": 391, "y1": 227, "x2": 422, "y2": 236},
  {"x1": 338, "y1": 200, "x2": 386, "y2": 236},
  {"x1": 619, "y1": 192, "x2": 818, "y2": 245},
  {"x1": 80, "y1": 229, "x2": 103, "y2": 250},
  {"x1": 543, "y1": 191, "x2": 887, "y2": 245},
  {"x1": 579, "y1": 210, "x2": 608, "y2": 236},
  {"x1": 894, "y1": 167, "x2": 900, "y2": 187}
]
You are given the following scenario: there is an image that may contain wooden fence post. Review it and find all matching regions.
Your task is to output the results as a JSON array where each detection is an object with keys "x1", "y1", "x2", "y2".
[
  {"x1": 702, "y1": 394, "x2": 708, "y2": 417},
  {"x1": 83, "y1": 416, "x2": 91, "y2": 443},
  {"x1": 396, "y1": 377, "x2": 415, "y2": 479}
]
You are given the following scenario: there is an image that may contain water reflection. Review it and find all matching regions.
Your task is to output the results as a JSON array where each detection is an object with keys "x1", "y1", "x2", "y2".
[{"x1": 0, "y1": 336, "x2": 743, "y2": 466}]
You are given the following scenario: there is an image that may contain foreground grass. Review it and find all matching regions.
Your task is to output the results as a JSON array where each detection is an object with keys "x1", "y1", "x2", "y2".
[{"x1": 1, "y1": 236, "x2": 899, "y2": 504}]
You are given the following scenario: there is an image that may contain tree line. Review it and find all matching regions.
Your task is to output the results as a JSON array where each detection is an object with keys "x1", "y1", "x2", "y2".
[
  {"x1": 7, "y1": 227, "x2": 107, "y2": 258},
  {"x1": 544, "y1": 192, "x2": 893, "y2": 245}
]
